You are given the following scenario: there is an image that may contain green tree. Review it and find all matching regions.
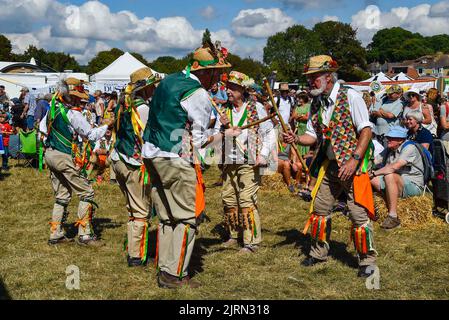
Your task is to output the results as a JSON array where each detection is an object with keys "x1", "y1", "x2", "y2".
[
  {"x1": 367, "y1": 27, "x2": 429, "y2": 63},
  {"x1": 425, "y1": 34, "x2": 449, "y2": 53},
  {"x1": 86, "y1": 48, "x2": 124, "y2": 75},
  {"x1": 0, "y1": 34, "x2": 12, "y2": 61},
  {"x1": 150, "y1": 56, "x2": 187, "y2": 74},
  {"x1": 313, "y1": 21, "x2": 369, "y2": 81},
  {"x1": 14, "y1": 45, "x2": 81, "y2": 72},
  {"x1": 263, "y1": 25, "x2": 323, "y2": 82},
  {"x1": 130, "y1": 52, "x2": 150, "y2": 66},
  {"x1": 227, "y1": 53, "x2": 268, "y2": 82}
]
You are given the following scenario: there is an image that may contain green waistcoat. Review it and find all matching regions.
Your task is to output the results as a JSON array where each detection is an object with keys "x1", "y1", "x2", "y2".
[
  {"x1": 46, "y1": 107, "x2": 73, "y2": 155},
  {"x1": 113, "y1": 101, "x2": 143, "y2": 158},
  {"x1": 143, "y1": 72, "x2": 202, "y2": 153}
]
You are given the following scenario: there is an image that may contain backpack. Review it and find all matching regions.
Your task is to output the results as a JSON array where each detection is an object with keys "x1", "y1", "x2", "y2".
[{"x1": 402, "y1": 140, "x2": 434, "y2": 184}]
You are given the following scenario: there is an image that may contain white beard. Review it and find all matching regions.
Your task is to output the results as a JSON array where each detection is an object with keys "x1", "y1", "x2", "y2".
[{"x1": 310, "y1": 83, "x2": 326, "y2": 97}]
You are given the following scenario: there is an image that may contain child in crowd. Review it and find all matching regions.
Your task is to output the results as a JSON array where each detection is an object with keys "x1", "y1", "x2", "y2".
[{"x1": 0, "y1": 112, "x2": 14, "y2": 171}]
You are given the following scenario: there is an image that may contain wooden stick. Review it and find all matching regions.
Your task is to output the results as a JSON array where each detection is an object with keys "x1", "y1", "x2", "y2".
[
  {"x1": 239, "y1": 113, "x2": 276, "y2": 130},
  {"x1": 263, "y1": 78, "x2": 309, "y2": 173}
]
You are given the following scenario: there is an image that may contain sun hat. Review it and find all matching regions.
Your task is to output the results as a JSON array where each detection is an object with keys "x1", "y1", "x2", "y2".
[
  {"x1": 385, "y1": 126, "x2": 408, "y2": 139},
  {"x1": 185, "y1": 38, "x2": 231, "y2": 78},
  {"x1": 403, "y1": 88, "x2": 422, "y2": 101},
  {"x1": 227, "y1": 71, "x2": 254, "y2": 89},
  {"x1": 303, "y1": 55, "x2": 339, "y2": 75}
]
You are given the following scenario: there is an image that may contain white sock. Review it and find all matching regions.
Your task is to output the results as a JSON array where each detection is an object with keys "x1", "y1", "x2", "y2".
[{"x1": 388, "y1": 212, "x2": 398, "y2": 218}]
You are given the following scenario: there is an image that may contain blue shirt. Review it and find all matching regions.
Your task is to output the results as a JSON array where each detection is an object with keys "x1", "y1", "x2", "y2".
[{"x1": 408, "y1": 125, "x2": 434, "y2": 155}]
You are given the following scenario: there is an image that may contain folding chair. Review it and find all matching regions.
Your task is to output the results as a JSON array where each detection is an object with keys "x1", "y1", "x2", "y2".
[{"x1": 18, "y1": 129, "x2": 38, "y2": 168}]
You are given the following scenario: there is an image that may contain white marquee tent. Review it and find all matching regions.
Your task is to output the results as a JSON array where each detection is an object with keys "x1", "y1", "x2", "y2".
[
  {"x1": 89, "y1": 52, "x2": 164, "y2": 93},
  {"x1": 391, "y1": 72, "x2": 412, "y2": 81},
  {"x1": 363, "y1": 72, "x2": 393, "y2": 83}
]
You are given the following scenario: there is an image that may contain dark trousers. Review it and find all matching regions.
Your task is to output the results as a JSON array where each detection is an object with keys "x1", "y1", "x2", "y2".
[{"x1": 2, "y1": 146, "x2": 9, "y2": 169}]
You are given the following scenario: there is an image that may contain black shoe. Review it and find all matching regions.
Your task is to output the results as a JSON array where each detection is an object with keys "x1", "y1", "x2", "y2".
[
  {"x1": 358, "y1": 265, "x2": 376, "y2": 278},
  {"x1": 127, "y1": 256, "x2": 155, "y2": 267},
  {"x1": 301, "y1": 256, "x2": 325, "y2": 267}
]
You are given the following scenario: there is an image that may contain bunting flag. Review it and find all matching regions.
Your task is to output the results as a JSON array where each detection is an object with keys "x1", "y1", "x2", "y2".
[
  {"x1": 303, "y1": 213, "x2": 330, "y2": 243},
  {"x1": 140, "y1": 222, "x2": 150, "y2": 264}
]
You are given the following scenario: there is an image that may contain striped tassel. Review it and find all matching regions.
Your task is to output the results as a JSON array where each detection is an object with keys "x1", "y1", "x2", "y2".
[
  {"x1": 249, "y1": 207, "x2": 257, "y2": 238},
  {"x1": 177, "y1": 225, "x2": 190, "y2": 279},
  {"x1": 303, "y1": 213, "x2": 329, "y2": 243},
  {"x1": 155, "y1": 225, "x2": 160, "y2": 270},
  {"x1": 351, "y1": 224, "x2": 374, "y2": 255},
  {"x1": 140, "y1": 222, "x2": 149, "y2": 263}
]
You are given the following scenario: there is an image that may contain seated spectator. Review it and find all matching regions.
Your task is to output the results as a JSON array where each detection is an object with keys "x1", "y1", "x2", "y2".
[
  {"x1": 406, "y1": 110, "x2": 434, "y2": 153},
  {"x1": 0, "y1": 85, "x2": 10, "y2": 111},
  {"x1": 277, "y1": 142, "x2": 302, "y2": 193},
  {"x1": 88, "y1": 129, "x2": 112, "y2": 182},
  {"x1": 403, "y1": 89, "x2": 437, "y2": 136},
  {"x1": 370, "y1": 126, "x2": 425, "y2": 230}
]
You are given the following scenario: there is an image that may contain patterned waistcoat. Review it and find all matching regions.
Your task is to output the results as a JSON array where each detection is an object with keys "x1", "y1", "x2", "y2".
[{"x1": 310, "y1": 86, "x2": 358, "y2": 168}]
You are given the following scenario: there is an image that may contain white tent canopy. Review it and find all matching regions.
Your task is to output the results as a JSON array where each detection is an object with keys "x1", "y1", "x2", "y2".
[
  {"x1": 89, "y1": 52, "x2": 164, "y2": 92},
  {"x1": 392, "y1": 72, "x2": 412, "y2": 81},
  {"x1": 364, "y1": 72, "x2": 392, "y2": 83}
]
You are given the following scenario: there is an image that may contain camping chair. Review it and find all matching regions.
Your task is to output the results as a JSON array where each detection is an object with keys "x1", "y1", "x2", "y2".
[{"x1": 18, "y1": 129, "x2": 38, "y2": 168}]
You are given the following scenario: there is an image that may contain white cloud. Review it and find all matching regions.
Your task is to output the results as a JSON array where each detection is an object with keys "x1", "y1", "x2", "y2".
[
  {"x1": 200, "y1": 5, "x2": 215, "y2": 19},
  {"x1": 352, "y1": 2, "x2": 449, "y2": 46},
  {"x1": 232, "y1": 8, "x2": 295, "y2": 38},
  {"x1": 323, "y1": 15, "x2": 339, "y2": 22},
  {"x1": 0, "y1": 0, "x2": 237, "y2": 64}
]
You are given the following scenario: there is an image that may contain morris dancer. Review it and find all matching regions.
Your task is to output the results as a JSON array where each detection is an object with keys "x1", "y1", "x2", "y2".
[
  {"x1": 39, "y1": 77, "x2": 114, "y2": 246},
  {"x1": 283, "y1": 55, "x2": 378, "y2": 277},
  {"x1": 142, "y1": 38, "x2": 232, "y2": 288},
  {"x1": 110, "y1": 67, "x2": 158, "y2": 267}
]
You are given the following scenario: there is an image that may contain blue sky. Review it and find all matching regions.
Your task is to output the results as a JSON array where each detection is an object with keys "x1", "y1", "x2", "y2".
[{"x1": 1, "y1": 0, "x2": 448, "y2": 64}]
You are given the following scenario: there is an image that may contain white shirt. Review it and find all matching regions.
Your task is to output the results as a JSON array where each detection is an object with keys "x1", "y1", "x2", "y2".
[
  {"x1": 276, "y1": 96, "x2": 293, "y2": 126},
  {"x1": 111, "y1": 103, "x2": 149, "y2": 166},
  {"x1": 39, "y1": 109, "x2": 108, "y2": 144},
  {"x1": 142, "y1": 71, "x2": 212, "y2": 159},
  {"x1": 305, "y1": 82, "x2": 373, "y2": 160},
  {"x1": 212, "y1": 101, "x2": 276, "y2": 164}
]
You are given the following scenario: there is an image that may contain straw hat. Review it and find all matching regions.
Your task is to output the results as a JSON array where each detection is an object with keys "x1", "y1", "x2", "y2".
[
  {"x1": 130, "y1": 67, "x2": 153, "y2": 84},
  {"x1": 185, "y1": 39, "x2": 231, "y2": 76},
  {"x1": 303, "y1": 55, "x2": 339, "y2": 75},
  {"x1": 129, "y1": 67, "x2": 160, "y2": 96},
  {"x1": 386, "y1": 84, "x2": 403, "y2": 95},
  {"x1": 227, "y1": 71, "x2": 254, "y2": 89},
  {"x1": 65, "y1": 77, "x2": 89, "y2": 100}
]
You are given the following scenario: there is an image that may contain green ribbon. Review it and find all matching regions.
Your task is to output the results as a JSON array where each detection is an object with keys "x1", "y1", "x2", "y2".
[
  {"x1": 141, "y1": 224, "x2": 149, "y2": 264},
  {"x1": 185, "y1": 58, "x2": 219, "y2": 78},
  {"x1": 38, "y1": 140, "x2": 44, "y2": 172},
  {"x1": 361, "y1": 141, "x2": 374, "y2": 173}
]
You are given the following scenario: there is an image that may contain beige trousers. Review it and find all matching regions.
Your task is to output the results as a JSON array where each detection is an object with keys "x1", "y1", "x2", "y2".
[
  {"x1": 144, "y1": 157, "x2": 197, "y2": 278},
  {"x1": 111, "y1": 159, "x2": 151, "y2": 259},
  {"x1": 45, "y1": 148, "x2": 95, "y2": 239},
  {"x1": 222, "y1": 164, "x2": 262, "y2": 246},
  {"x1": 311, "y1": 161, "x2": 376, "y2": 266}
]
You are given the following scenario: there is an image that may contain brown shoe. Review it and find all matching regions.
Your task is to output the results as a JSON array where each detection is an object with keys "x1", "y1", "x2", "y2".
[
  {"x1": 157, "y1": 271, "x2": 201, "y2": 289},
  {"x1": 381, "y1": 215, "x2": 401, "y2": 230},
  {"x1": 76, "y1": 235, "x2": 104, "y2": 247}
]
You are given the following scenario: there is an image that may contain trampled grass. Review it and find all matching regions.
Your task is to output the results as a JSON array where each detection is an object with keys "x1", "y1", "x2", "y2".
[{"x1": 1, "y1": 161, "x2": 448, "y2": 300}]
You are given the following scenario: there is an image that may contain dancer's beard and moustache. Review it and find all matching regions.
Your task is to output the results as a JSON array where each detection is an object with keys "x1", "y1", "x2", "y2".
[{"x1": 309, "y1": 75, "x2": 327, "y2": 97}]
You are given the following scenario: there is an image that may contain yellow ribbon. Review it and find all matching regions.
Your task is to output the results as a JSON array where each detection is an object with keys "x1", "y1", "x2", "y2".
[{"x1": 308, "y1": 159, "x2": 330, "y2": 214}]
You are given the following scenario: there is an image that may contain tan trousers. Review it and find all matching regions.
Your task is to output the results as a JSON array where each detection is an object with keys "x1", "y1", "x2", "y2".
[
  {"x1": 45, "y1": 148, "x2": 95, "y2": 239},
  {"x1": 144, "y1": 157, "x2": 197, "y2": 278},
  {"x1": 111, "y1": 159, "x2": 151, "y2": 259},
  {"x1": 222, "y1": 164, "x2": 262, "y2": 246},
  {"x1": 311, "y1": 161, "x2": 376, "y2": 266}
]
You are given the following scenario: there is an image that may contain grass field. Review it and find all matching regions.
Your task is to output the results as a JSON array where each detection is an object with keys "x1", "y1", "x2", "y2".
[{"x1": 1, "y1": 161, "x2": 449, "y2": 300}]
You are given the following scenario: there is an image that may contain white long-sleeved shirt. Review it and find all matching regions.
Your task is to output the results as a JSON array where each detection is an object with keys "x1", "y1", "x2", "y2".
[
  {"x1": 142, "y1": 71, "x2": 212, "y2": 159},
  {"x1": 39, "y1": 109, "x2": 108, "y2": 146},
  {"x1": 211, "y1": 100, "x2": 276, "y2": 164},
  {"x1": 305, "y1": 82, "x2": 373, "y2": 160}
]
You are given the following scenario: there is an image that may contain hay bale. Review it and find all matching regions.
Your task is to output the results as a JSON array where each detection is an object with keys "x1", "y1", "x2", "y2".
[
  {"x1": 261, "y1": 173, "x2": 289, "y2": 193},
  {"x1": 374, "y1": 195, "x2": 442, "y2": 229}
]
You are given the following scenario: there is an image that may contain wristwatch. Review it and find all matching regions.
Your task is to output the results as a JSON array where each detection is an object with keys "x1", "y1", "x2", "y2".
[{"x1": 352, "y1": 153, "x2": 361, "y2": 161}]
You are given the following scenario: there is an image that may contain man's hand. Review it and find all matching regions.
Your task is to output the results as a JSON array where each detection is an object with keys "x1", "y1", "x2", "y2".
[
  {"x1": 224, "y1": 126, "x2": 242, "y2": 137},
  {"x1": 338, "y1": 158, "x2": 359, "y2": 181},
  {"x1": 282, "y1": 130, "x2": 297, "y2": 144},
  {"x1": 219, "y1": 113, "x2": 231, "y2": 128}
]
